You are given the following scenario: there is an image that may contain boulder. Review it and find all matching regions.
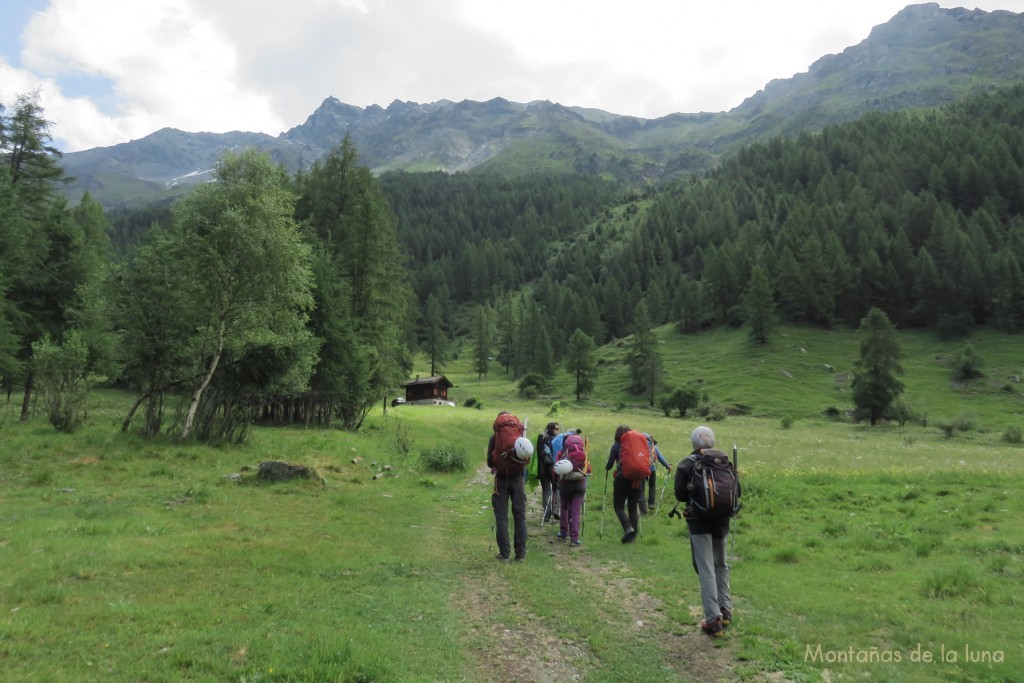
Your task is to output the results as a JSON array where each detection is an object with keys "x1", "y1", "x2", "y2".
[{"x1": 258, "y1": 460, "x2": 320, "y2": 483}]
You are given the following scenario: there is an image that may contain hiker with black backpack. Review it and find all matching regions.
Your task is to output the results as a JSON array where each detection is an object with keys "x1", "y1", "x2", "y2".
[
  {"x1": 488, "y1": 411, "x2": 533, "y2": 562},
  {"x1": 604, "y1": 425, "x2": 650, "y2": 543},
  {"x1": 535, "y1": 422, "x2": 560, "y2": 523},
  {"x1": 674, "y1": 425, "x2": 741, "y2": 637}
]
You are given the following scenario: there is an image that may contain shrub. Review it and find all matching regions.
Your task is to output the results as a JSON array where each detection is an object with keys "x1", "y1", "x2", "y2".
[
  {"x1": 780, "y1": 415, "x2": 794, "y2": 430},
  {"x1": 706, "y1": 405, "x2": 727, "y2": 422},
  {"x1": 950, "y1": 343, "x2": 984, "y2": 381},
  {"x1": 1002, "y1": 425, "x2": 1023, "y2": 445},
  {"x1": 517, "y1": 372, "x2": 548, "y2": 398},
  {"x1": 31, "y1": 331, "x2": 97, "y2": 433},
  {"x1": 937, "y1": 413, "x2": 977, "y2": 439},
  {"x1": 886, "y1": 398, "x2": 918, "y2": 427},
  {"x1": 420, "y1": 447, "x2": 469, "y2": 473},
  {"x1": 822, "y1": 406, "x2": 844, "y2": 421},
  {"x1": 548, "y1": 401, "x2": 563, "y2": 417},
  {"x1": 463, "y1": 395, "x2": 481, "y2": 408},
  {"x1": 659, "y1": 384, "x2": 701, "y2": 417}
]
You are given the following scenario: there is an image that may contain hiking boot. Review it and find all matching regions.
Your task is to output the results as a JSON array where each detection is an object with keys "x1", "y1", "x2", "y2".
[
  {"x1": 556, "y1": 532, "x2": 568, "y2": 541},
  {"x1": 514, "y1": 556, "x2": 526, "y2": 562},
  {"x1": 495, "y1": 554, "x2": 509, "y2": 562},
  {"x1": 720, "y1": 609, "x2": 732, "y2": 626},
  {"x1": 621, "y1": 528, "x2": 636, "y2": 544},
  {"x1": 570, "y1": 539, "x2": 582, "y2": 547},
  {"x1": 701, "y1": 618, "x2": 724, "y2": 637}
]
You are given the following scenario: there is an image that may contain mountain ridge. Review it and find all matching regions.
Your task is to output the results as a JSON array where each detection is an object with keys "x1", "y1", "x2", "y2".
[{"x1": 61, "y1": 3, "x2": 1024, "y2": 208}]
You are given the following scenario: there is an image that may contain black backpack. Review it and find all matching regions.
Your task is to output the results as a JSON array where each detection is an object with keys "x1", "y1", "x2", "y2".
[
  {"x1": 536, "y1": 433, "x2": 554, "y2": 465},
  {"x1": 683, "y1": 449, "x2": 741, "y2": 519}
]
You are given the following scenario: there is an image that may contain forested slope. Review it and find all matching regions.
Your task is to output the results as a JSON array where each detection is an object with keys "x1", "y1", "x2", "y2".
[{"x1": 381, "y1": 86, "x2": 1024, "y2": 372}]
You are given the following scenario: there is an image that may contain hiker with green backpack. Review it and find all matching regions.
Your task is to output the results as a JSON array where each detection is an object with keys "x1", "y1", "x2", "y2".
[{"x1": 674, "y1": 425, "x2": 741, "y2": 637}]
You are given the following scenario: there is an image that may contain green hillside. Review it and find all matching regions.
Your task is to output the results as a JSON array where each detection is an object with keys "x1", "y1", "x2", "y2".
[{"x1": 422, "y1": 323, "x2": 1023, "y2": 441}]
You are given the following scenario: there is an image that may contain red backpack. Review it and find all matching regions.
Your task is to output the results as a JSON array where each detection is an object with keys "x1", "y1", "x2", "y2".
[
  {"x1": 491, "y1": 413, "x2": 526, "y2": 476},
  {"x1": 559, "y1": 434, "x2": 589, "y2": 481},
  {"x1": 618, "y1": 430, "x2": 651, "y2": 483}
]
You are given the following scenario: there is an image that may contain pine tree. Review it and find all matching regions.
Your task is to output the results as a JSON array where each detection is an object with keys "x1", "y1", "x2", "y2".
[
  {"x1": 564, "y1": 328, "x2": 597, "y2": 401},
  {"x1": 423, "y1": 294, "x2": 448, "y2": 377},
  {"x1": 742, "y1": 264, "x2": 777, "y2": 344},
  {"x1": 628, "y1": 302, "x2": 661, "y2": 406},
  {"x1": 473, "y1": 304, "x2": 494, "y2": 379},
  {"x1": 296, "y1": 136, "x2": 410, "y2": 428},
  {"x1": 851, "y1": 308, "x2": 904, "y2": 426}
]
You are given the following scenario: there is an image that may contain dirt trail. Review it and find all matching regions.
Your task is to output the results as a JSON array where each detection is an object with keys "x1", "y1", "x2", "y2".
[{"x1": 459, "y1": 466, "x2": 740, "y2": 682}]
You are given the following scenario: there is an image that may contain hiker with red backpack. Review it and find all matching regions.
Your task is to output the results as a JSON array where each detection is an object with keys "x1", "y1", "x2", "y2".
[
  {"x1": 674, "y1": 425, "x2": 741, "y2": 637},
  {"x1": 553, "y1": 429, "x2": 591, "y2": 546},
  {"x1": 604, "y1": 425, "x2": 651, "y2": 543},
  {"x1": 487, "y1": 411, "x2": 533, "y2": 561}
]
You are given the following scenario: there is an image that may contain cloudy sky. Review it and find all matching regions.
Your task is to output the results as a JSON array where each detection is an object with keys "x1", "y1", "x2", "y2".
[{"x1": 2, "y1": 0, "x2": 1023, "y2": 153}]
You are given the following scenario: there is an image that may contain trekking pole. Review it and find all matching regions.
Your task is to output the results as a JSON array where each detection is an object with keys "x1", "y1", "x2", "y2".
[
  {"x1": 599, "y1": 470, "x2": 609, "y2": 539},
  {"x1": 657, "y1": 467, "x2": 670, "y2": 511},
  {"x1": 731, "y1": 443, "x2": 737, "y2": 555},
  {"x1": 581, "y1": 490, "x2": 587, "y2": 542}
]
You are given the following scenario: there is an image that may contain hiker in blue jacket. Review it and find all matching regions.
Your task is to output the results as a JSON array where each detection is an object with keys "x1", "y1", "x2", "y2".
[{"x1": 640, "y1": 434, "x2": 671, "y2": 514}]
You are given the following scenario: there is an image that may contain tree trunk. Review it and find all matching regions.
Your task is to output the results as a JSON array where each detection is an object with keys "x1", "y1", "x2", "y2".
[
  {"x1": 180, "y1": 321, "x2": 226, "y2": 440},
  {"x1": 19, "y1": 370, "x2": 34, "y2": 421},
  {"x1": 122, "y1": 392, "x2": 149, "y2": 431}
]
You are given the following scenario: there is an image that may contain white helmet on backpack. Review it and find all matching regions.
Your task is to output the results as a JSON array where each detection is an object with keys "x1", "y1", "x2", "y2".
[
  {"x1": 553, "y1": 458, "x2": 574, "y2": 476},
  {"x1": 512, "y1": 436, "x2": 534, "y2": 462}
]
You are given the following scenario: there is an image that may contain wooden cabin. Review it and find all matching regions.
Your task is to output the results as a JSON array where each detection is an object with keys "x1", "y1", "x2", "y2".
[{"x1": 401, "y1": 375, "x2": 455, "y2": 406}]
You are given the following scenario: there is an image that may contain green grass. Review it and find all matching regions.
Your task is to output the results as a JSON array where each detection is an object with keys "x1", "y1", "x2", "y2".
[{"x1": 2, "y1": 325, "x2": 1023, "y2": 681}]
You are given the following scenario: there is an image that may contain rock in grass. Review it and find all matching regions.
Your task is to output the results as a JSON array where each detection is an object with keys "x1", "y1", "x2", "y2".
[{"x1": 257, "y1": 460, "x2": 321, "y2": 483}]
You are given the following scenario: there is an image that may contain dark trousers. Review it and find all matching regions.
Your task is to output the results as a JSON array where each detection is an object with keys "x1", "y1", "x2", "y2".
[
  {"x1": 612, "y1": 476, "x2": 642, "y2": 533},
  {"x1": 647, "y1": 470, "x2": 659, "y2": 507},
  {"x1": 539, "y1": 468, "x2": 554, "y2": 521},
  {"x1": 493, "y1": 473, "x2": 527, "y2": 558}
]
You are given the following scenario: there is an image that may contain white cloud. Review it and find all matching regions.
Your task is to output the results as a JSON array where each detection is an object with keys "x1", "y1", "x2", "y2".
[{"x1": 17, "y1": 0, "x2": 285, "y2": 148}]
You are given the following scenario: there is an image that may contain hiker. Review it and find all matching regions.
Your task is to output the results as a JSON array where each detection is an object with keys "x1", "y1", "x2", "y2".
[
  {"x1": 536, "y1": 422, "x2": 560, "y2": 523},
  {"x1": 604, "y1": 425, "x2": 647, "y2": 543},
  {"x1": 640, "y1": 434, "x2": 671, "y2": 514},
  {"x1": 675, "y1": 425, "x2": 735, "y2": 637},
  {"x1": 488, "y1": 411, "x2": 531, "y2": 561},
  {"x1": 555, "y1": 429, "x2": 591, "y2": 546},
  {"x1": 548, "y1": 424, "x2": 569, "y2": 519}
]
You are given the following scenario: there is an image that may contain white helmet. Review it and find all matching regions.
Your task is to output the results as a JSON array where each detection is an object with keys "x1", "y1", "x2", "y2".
[
  {"x1": 512, "y1": 436, "x2": 534, "y2": 461},
  {"x1": 553, "y1": 459, "x2": 574, "y2": 476}
]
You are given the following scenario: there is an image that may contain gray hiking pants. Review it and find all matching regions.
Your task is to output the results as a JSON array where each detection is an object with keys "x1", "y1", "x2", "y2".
[{"x1": 690, "y1": 531, "x2": 732, "y2": 622}]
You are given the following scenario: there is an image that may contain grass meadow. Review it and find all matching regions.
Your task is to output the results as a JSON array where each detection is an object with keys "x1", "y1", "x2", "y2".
[{"x1": 1, "y1": 324, "x2": 1022, "y2": 682}]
